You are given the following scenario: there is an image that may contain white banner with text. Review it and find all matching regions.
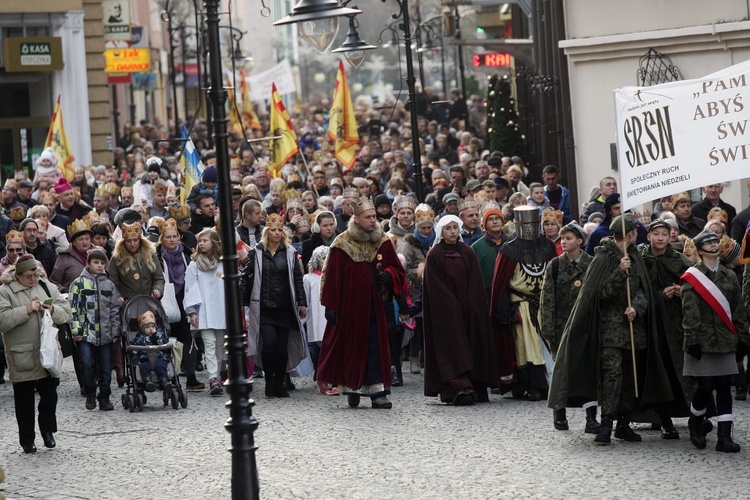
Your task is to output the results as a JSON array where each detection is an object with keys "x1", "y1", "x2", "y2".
[{"x1": 614, "y1": 59, "x2": 750, "y2": 210}]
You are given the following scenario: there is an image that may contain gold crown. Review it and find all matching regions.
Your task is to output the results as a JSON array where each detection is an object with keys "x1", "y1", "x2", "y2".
[
  {"x1": 159, "y1": 219, "x2": 180, "y2": 236},
  {"x1": 39, "y1": 191, "x2": 55, "y2": 204},
  {"x1": 342, "y1": 186, "x2": 359, "y2": 199},
  {"x1": 458, "y1": 198, "x2": 478, "y2": 213},
  {"x1": 138, "y1": 311, "x2": 156, "y2": 328},
  {"x1": 82, "y1": 211, "x2": 101, "y2": 227},
  {"x1": 4, "y1": 179, "x2": 18, "y2": 191},
  {"x1": 94, "y1": 185, "x2": 111, "y2": 199},
  {"x1": 167, "y1": 186, "x2": 177, "y2": 198},
  {"x1": 308, "y1": 209, "x2": 322, "y2": 226},
  {"x1": 67, "y1": 219, "x2": 92, "y2": 238},
  {"x1": 9, "y1": 205, "x2": 26, "y2": 221},
  {"x1": 414, "y1": 204, "x2": 435, "y2": 225},
  {"x1": 707, "y1": 207, "x2": 728, "y2": 224},
  {"x1": 282, "y1": 188, "x2": 302, "y2": 204},
  {"x1": 684, "y1": 238, "x2": 697, "y2": 255},
  {"x1": 168, "y1": 204, "x2": 191, "y2": 221},
  {"x1": 286, "y1": 199, "x2": 304, "y2": 211},
  {"x1": 541, "y1": 209, "x2": 564, "y2": 226},
  {"x1": 394, "y1": 195, "x2": 417, "y2": 213},
  {"x1": 473, "y1": 190, "x2": 489, "y2": 204},
  {"x1": 482, "y1": 201, "x2": 502, "y2": 214},
  {"x1": 719, "y1": 235, "x2": 736, "y2": 258},
  {"x1": 152, "y1": 181, "x2": 168, "y2": 195},
  {"x1": 6, "y1": 230, "x2": 23, "y2": 245},
  {"x1": 104, "y1": 182, "x2": 121, "y2": 197},
  {"x1": 265, "y1": 213, "x2": 285, "y2": 229},
  {"x1": 353, "y1": 196, "x2": 375, "y2": 216},
  {"x1": 121, "y1": 221, "x2": 142, "y2": 239},
  {"x1": 120, "y1": 186, "x2": 133, "y2": 197}
]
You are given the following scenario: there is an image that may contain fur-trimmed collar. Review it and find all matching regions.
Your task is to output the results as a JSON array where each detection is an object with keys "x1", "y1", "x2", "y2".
[{"x1": 329, "y1": 218, "x2": 389, "y2": 263}]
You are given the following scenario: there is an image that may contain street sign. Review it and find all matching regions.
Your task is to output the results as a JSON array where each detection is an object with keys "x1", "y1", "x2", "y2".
[
  {"x1": 472, "y1": 52, "x2": 511, "y2": 67},
  {"x1": 103, "y1": 0, "x2": 132, "y2": 42},
  {"x1": 104, "y1": 48, "x2": 150, "y2": 73},
  {"x1": 2, "y1": 37, "x2": 64, "y2": 72}
]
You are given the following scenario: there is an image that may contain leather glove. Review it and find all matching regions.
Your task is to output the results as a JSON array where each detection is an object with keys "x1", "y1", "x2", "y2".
[
  {"x1": 687, "y1": 344, "x2": 702, "y2": 360},
  {"x1": 325, "y1": 308, "x2": 338, "y2": 325},
  {"x1": 376, "y1": 271, "x2": 393, "y2": 286}
]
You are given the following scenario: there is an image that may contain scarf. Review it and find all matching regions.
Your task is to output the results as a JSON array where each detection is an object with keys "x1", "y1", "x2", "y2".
[
  {"x1": 162, "y1": 244, "x2": 186, "y2": 294},
  {"x1": 73, "y1": 245, "x2": 88, "y2": 264},
  {"x1": 413, "y1": 228, "x2": 436, "y2": 249},
  {"x1": 485, "y1": 232, "x2": 505, "y2": 246},
  {"x1": 195, "y1": 253, "x2": 219, "y2": 272}
]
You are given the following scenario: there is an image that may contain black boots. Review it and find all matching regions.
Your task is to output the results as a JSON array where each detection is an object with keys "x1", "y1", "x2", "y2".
[
  {"x1": 614, "y1": 415, "x2": 642, "y2": 442},
  {"x1": 275, "y1": 354, "x2": 290, "y2": 398},
  {"x1": 594, "y1": 415, "x2": 613, "y2": 444},
  {"x1": 660, "y1": 416, "x2": 679, "y2": 440},
  {"x1": 262, "y1": 352, "x2": 275, "y2": 398},
  {"x1": 688, "y1": 415, "x2": 707, "y2": 449},
  {"x1": 553, "y1": 408, "x2": 569, "y2": 430},
  {"x1": 85, "y1": 394, "x2": 97, "y2": 411},
  {"x1": 41, "y1": 432, "x2": 55, "y2": 449},
  {"x1": 716, "y1": 421, "x2": 741, "y2": 453},
  {"x1": 585, "y1": 406, "x2": 601, "y2": 434}
]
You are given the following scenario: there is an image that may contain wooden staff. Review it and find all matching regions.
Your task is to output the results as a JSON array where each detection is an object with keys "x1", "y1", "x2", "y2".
[{"x1": 621, "y1": 215, "x2": 639, "y2": 398}]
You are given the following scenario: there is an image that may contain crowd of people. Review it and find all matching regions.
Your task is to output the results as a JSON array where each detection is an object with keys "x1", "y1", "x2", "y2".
[{"x1": 2, "y1": 94, "x2": 749, "y2": 455}]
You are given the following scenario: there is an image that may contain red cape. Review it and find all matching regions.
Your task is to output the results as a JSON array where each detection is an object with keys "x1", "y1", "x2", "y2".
[{"x1": 317, "y1": 240, "x2": 405, "y2": 389}]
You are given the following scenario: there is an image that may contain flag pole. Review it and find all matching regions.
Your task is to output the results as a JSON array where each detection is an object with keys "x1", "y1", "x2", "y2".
[{"x1": 621, "y1": 216, "x2": 639, "y2": 398}]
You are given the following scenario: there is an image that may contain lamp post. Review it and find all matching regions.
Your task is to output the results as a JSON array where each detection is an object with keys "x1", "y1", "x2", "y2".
[{"x1": 203, "y1": 0, "x2": 259, "y2": 499}]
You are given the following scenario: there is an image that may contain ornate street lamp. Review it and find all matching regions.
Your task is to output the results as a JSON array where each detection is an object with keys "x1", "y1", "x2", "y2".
[
  {"x1": 331, "y1": 15, "x2": 377, "y2": 68},
  {"x1": 203, "y1": 0, "x2": 259, "y2": 498},
  {"x1": 274, "y1": 0, "x2": 361, "y2": 52}
]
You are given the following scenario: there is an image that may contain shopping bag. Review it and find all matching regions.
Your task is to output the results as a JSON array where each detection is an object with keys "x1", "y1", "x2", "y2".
[
  {"x1": 40, "y1": 310, "x2": 63, "y2": 378},
  {"x1": 161, "y1": 269, "x2": 182, "y2": 323}
]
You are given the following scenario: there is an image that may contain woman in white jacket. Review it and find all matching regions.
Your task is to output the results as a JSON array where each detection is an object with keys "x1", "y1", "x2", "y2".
[
  {"x1": 304, "y1": 245, "x2": 335, "y2": 395},
  {"x1": 183, "y1": 228, "x2": 225, "y2": 396}
]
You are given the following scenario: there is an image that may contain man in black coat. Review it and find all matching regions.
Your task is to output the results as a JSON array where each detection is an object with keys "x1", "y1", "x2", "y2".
[
  {"x1": 20, "y1": 218, "x2": 57, "y2": 276},
  {"x1": 691, "y1": 184, "x2": 736, "y2": 227}
]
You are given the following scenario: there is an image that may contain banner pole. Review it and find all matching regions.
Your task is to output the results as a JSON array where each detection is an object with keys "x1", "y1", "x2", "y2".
[{"x1": 621, "y1": 216, "x2": 639, "y2": 398}]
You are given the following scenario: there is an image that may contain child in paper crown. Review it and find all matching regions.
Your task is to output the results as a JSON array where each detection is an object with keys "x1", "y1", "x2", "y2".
[{"x1": 132, "y1": 311, "x2": 172, "y2": 393}]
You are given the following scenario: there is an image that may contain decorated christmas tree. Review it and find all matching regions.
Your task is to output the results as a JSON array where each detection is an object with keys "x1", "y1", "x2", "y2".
[{"x1": 486, "y1": 74, "x2": 526, "y2": 157}]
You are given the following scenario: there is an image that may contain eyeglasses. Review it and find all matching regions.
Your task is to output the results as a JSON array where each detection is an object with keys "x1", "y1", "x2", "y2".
[
  {"x1": 17, "y1": 272, "x2": 38, "y2": 279},
  {"x1": 8, "y1": 248, "x2": 24, "y2": 253}
]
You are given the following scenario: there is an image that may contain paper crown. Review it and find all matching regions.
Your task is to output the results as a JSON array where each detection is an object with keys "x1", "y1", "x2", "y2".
[
  {"x1": 541, "y1": 209, "x2": 564, "y2": 226},
  {"x1": 707, "y1": 207, "x2": 728, "y2": 224},
  {"x1": 120, "y1": 186, "x2": 133, "y2": 197},
  {"x1": 4, "y1": 179, "x2": 18, "y2": 192},
  {"x1": 94, "y1": 185, "x2": 111, "y2": 199},
  {"x1": 353, "y1": 196, "x2": 375, "y2": 216},
  {"x1": 168, "y1": 203, "x2": 191, "y2": 221},
  {"x1": 138, "y1": 311, "x2": 156, "y2": 328},
  {"x1": 684, "y1": 238, "x2": 697, "y2": 255},
  {"x1": 483, "y1": 201, "x2": 502, "y2": 213},
  {"x1": 39, "y1": 191, "x2": 55, "y2": 205},
  {"x1": 9, "y1": 206, "x2": 26, "y2": 221},
  {"x1": 167, "y1": 185, "x2": 177, "y2": 198},
  {"x1": 282, "y1": 188, "x2": 302, "y2": 204},
  {"x1": 67, "y1": 219, "x2": 93, "y2": 239},
  {"x1": 121, "y1": 221, "x2": 142, "y2": 239},
  {"x1": 719, "y1": 235, "x2": 740, "y2": 261},
  {"x1": 160, "y1": 218, "x2": 179, "y2": 235},
  {"x1": 6, "y1": 230, "x2": 23, "y2": 245},
  {"x1": 286, "y1": 199, "x2": 304, "y2": 211},
  {"x1": 473, "y1": 190, "x2": 489, "y2": 204},
  {"x1": 152, "y1": 181, "x2": 168, "y2": 195},
  {"x1": 82, "y1": 211, "x2": 101, "y2": 227},
  {"x1": 265, "y1": 213, "x2": 285, "y2": 229},
  {"x1": 414, "y1": 204, "x2": 435, "y2": 225},
  {"x1": 458, "y1": 198, "x2": 478, "y2": 213},
  {"x1": 342, "y1": 186, "x2": 359, "y2": 199},
  {"x1": 104, "y1": 182, "x2": 121, "y2": 197},
  {"x1": 393, "y1": 195, "x2": 417, "y2": 213}
]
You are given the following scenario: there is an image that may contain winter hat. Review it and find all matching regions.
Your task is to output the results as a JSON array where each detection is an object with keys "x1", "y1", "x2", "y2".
[
  {"x1": 374, "y1": 194, "x2": 391, "y2": 210},
  {"x1": 202, "y1": 166, "x2": 218, "y2": 183},
  {"x1": 603, "y1": 193, "x2": 621, "y2": 213},
  {"x1": 18, "y1": 218, "x2": 38, "y2": 232},
  {"x1": 15, "y1": 254, "x2": 38, "y2": 274},
  {"x1": 38, "y1": 147, "x2": 58, "y2": 167},
  {"x1": 146, "y1": 157, "x2": 162, "y2": 173}
]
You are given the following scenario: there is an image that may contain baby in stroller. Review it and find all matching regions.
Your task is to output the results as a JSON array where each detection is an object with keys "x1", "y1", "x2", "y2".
[{"x1": 132, "y1": 311, "x2": 172, "y2": 393}]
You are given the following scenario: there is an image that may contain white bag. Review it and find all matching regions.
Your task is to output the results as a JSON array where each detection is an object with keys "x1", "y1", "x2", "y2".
[
  {"x1": 161, "y1": 267, "x2": 182, "y2": 324},
  {"x1": 40, "y1": 310, "x2": 63, "y2": 378}
]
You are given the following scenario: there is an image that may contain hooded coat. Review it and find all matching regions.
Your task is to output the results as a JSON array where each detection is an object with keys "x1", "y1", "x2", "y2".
[{"x1": 548, "y1": 236, "x2": 687, "y2": 415}]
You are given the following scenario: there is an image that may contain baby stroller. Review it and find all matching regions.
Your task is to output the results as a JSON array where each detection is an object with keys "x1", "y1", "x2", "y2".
[{"x1": 120, "y1": 294, "x2": 187, "y2": 412}]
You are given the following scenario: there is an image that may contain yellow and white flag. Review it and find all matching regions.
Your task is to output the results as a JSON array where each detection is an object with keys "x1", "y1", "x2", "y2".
[
  {"x1": 269, "y1": 83, "x2": 299, "y2": 178},
  {"x1": 45, "y1": 95, "x2": 76, "y2": 180}
]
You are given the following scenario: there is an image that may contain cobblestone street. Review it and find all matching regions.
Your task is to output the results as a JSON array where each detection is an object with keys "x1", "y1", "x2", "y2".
[{"x1": 1, "y1": 358, "x2": 749, "y2": 499}]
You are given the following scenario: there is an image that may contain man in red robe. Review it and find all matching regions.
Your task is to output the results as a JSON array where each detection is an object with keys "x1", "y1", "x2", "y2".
[{"x1": 318, "y1": 197, "x2": 406, "y2": 409}]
